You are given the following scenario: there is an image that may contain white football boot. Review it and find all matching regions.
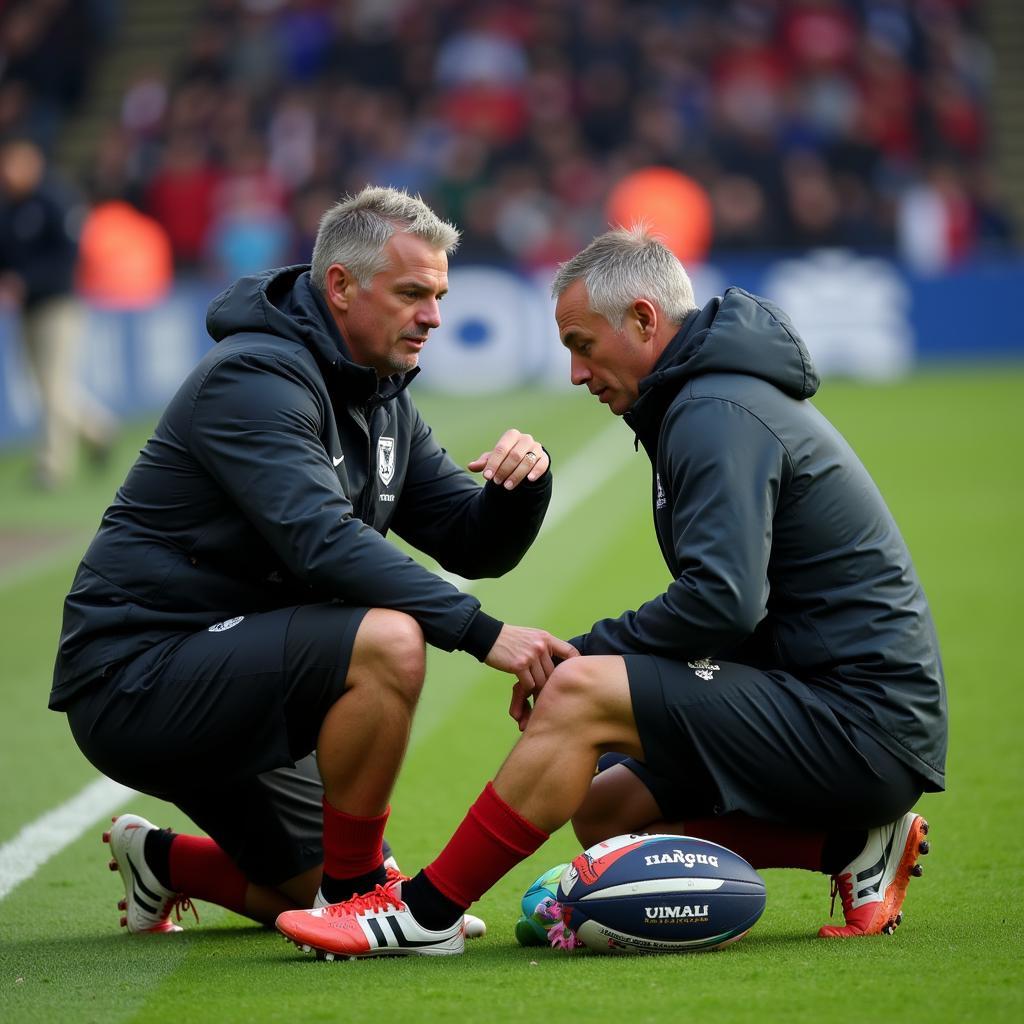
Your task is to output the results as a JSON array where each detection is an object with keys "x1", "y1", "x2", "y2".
[{"x1": 103, "y1": 814, "x2": 190, "y2": 934}]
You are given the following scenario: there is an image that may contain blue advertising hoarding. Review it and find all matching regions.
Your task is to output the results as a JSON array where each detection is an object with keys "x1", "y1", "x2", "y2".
[{"x1": 1, "y1": 250, "x2": 1021, "y2": 447}]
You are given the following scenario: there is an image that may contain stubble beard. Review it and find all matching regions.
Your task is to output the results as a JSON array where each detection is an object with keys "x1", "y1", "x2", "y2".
[{"x1": 384, "y1": 351, "x2": 419, "y2": 376}]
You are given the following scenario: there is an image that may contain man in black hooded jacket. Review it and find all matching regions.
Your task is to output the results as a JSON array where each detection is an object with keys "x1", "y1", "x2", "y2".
[
  {"x1": 275, "y1": 227, "x2": 947, "y2": 959},
  {"x1": 51, "y1": 186, "x2": 575, "y2": 936}
]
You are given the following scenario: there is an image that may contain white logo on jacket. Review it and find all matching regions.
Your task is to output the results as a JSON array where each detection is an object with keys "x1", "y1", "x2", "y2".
[
  {"x1": 655, "y1": 473, "x2": 667, "y2": 509},
  {"x1": 209, "y1": 616, "x2": 244, "y2": 632},
  {"x1": 377, "y1": 436, "x2": 396, "y2": 486},
  {"x1": 688, "y1": 658, "x2": 720, "y2": 681}
]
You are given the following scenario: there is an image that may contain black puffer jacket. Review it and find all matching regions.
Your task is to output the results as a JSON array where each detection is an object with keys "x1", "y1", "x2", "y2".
[
  {"x1": 51, "y1": 267, "x2": 551, "y2": 708},
  {"x1": 573, "y1": 288, "x2": 946, "y2": 789}
]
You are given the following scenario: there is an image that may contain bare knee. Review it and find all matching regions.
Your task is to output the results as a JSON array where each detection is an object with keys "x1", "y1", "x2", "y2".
[
  {"x1": 531, "y1": 658, "x2": 601, "y2": 731},
  {"x1": 350, "y1": 609, "x2": 425, "y2": 704},
  {"x1": 530, "y1": 655, "x2": 643, "y2": 758}
]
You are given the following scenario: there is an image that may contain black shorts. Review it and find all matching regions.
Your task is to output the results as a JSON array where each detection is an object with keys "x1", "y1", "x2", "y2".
[
  {"x1": 67, "y1": 602, "x2": 367, "y2": 884},
  {"x1": 622, "y1": 655, "x2": 924, "y2": 831}
]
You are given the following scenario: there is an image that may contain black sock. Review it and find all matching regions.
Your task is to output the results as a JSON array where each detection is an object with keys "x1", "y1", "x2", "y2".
[
  {"x1": 143, "y1": 828, "x2": 176, "y2": 889},
  {"x1": 821, "y1": 830, "x2": 867, "y2": 875},
  {"x1": 400, "y1": 870, "x2": 465, "y2": 930},
  {"x1": 320, "y1": 863, "x2": 388, "y2": 904}
]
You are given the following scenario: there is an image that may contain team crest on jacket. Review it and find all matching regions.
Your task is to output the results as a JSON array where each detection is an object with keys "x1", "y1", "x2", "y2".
[
  {"x1": 377, "y1": 436, "x2": 396, "y2": 486},
  {"x1": 688, "y1": 658, "x2": 720, "y2": 681}
]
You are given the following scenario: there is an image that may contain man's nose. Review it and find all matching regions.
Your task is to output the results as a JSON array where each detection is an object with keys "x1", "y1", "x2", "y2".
[
  {"x1": 417, "y1": 298, "x2": 441, "y2": 329},
  {"x1": 570, "y1": 353, "x2": 591, "y2": 386}
]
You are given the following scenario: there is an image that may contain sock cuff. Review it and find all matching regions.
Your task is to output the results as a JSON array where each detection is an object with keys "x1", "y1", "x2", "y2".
[
  {"x1": 421, "y1": 862, "x2": 465, "y2": 906},
  {"x1": 168, "y1": 835, "x2": 248, "y2": 913},
  {"x1": 421, "y1": 783, "x2": 549, "y2": 909},
  {"x1": 475, "y1": 782, "x2": 548, "y2": 850},
  {"x1": 322, "y1": 798, "x2": 390, "y2": 827},
  {"x1": 321, "y1": 799, "x2": 390, "y2": 879}
]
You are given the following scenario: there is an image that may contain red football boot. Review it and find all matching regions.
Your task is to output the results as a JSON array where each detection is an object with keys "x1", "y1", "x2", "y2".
[
  {"x1": 278, "y1": 876, "x2": 465, "y2": 960},
  {"x1": 819, "y1": 812, "x2": 929, "y2": 938}
]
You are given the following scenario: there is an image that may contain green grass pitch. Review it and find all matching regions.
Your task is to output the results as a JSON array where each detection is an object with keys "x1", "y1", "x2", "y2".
[{"x1": 1, "y1": 367, "x2": 1022, "y2": 1023}]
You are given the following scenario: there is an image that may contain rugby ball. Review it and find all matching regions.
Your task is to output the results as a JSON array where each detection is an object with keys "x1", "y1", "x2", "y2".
[
  {"x1": 514, "y1": 862, "x2": 569, "y2": 946},
  {"x1": 557, "y1": 834, "x2": 765, "y2": 954}
]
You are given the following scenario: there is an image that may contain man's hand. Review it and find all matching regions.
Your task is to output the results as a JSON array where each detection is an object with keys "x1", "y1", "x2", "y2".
[
  {"x1": 484, "y1": 625, "x2": 578, "y2": 730},
  {"x1": 468, "y1": 429, "x2": 549, "y2": 490}
]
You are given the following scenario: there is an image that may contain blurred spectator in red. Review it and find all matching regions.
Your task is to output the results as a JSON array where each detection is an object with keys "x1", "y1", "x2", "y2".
[
  {"x1": 145, "y1": 134, "x2": 221, "y2": 269},
  {"x1": 857, "y1": 32, "x2": 921, "y2": 162},
  {"x1": 897, "y1": 161, "x2": 976, "y2": 273},
  {"x1": 434, "y1": 5, "x2": 530, "y2": 146},
  {"x1": 206, "y1": 135, "x2": 290, "y2": 278},
  {"x1": 780, "y1": 0, "x2": 858, "y2": 75}
]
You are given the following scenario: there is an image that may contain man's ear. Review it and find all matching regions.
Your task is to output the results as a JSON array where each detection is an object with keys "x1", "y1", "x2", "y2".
[
  {"x1": 324, "y1": 264, "x2": 358, "y2": 312},
  {"x1": 632, "y1": 298, "x2": 658, "y2": 342}
]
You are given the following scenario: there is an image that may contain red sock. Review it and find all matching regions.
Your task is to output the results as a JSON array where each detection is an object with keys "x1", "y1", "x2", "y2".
[
  {"x1": 424, "y1": 782, "x2": 548, "y2": 908},
  {"x1": 682, "y1": 813, "x2": 825, "y2": 871},
  {"x1": 168, "y1": 835, "x2": 249, "y2": 913},
  {"x1": 322, "y1": 799, "x2": 389, "y2": 879}
]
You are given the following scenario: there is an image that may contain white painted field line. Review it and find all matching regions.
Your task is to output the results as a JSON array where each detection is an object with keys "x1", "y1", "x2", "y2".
[
  {"x1": 0, "y1": 777, "x2": 135, "y2": 900},
  {"x1": 0, "y1": 417, "x2": 638, "y2": 902}
]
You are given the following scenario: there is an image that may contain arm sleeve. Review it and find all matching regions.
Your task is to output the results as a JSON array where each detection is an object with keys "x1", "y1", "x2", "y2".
[
  {"x1": 390, "y1": 402, "x2": 552, "y2": 579},
  {"x1": 188, "y1": 354, "x2": 488, "y2": 652},
  {"x1": 574, "y1": 397, "x2": 786, "y2": 658}
]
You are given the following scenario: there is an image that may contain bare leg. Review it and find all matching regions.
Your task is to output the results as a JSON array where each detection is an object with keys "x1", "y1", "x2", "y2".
[
  {"x1": 572, "y1": 763, "x2": 664, "y2": 848},
  {"x1": 172, "y1": 610, "x2": 426, "y2": 922},
  {"x1": 491, "y1": 656, "x2": 643, "y2": 833},
  {"x1": 316, "y1": 609, "x2": 425, "y2": 815}
]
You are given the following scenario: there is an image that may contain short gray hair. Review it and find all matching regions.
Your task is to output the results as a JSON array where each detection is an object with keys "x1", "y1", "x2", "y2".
[
  {"x1": 311, "y1": 185, "x2": 460, "y2": 291},
  {"x1": 551, "y1": 226, "x2": 697, "y2": 329}
]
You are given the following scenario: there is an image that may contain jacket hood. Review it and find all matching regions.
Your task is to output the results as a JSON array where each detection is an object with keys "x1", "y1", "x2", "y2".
[
  {"x1": 639, "y1": 286, "x2": 819, "y2": 402},
  {"x1": 205, "y1": 264, "x2": 418, "y2": 400}
]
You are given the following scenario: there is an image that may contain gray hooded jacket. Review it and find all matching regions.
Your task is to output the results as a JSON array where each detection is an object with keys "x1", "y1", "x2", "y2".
[
  {"x1": 573, "y1": 288, "x2": 946, "y2": 789},
  {"x1": 51, "y1": 267, "x2": 550, "y2": 708}
]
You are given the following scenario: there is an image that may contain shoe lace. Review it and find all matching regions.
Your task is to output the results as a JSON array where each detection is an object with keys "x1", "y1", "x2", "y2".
[
  {"x1": 828, "y1": 873, "x2": 853, "y2": 919},
  {"x1": 325, "y1": 882, "x2": 402, "y2": 918},
  {"x1": 164, "y1": 894, "x2": 199, "y2": 924}
]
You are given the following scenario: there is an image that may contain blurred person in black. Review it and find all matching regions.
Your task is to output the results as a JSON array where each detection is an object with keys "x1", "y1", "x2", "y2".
[
  {"x1": 50, "y1": 185, "x2": 575, "y2": 938},
  {"x1": 0, "y1": 138, "x2": 117, "y2": 488}
]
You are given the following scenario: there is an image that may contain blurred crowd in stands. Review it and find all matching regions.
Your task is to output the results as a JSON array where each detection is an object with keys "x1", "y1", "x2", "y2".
[{"x1": 1, "y1": 0, "x2": 1016, "y2": 281}]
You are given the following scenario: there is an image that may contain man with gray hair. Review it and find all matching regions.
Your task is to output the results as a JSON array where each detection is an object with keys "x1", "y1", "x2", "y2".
[
  {"x1": 51, "y1": 186, "x2": 575, "y2": 938},
  {"x1": 277, "y1": 227, "x2": 945, "y2": 958}
]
